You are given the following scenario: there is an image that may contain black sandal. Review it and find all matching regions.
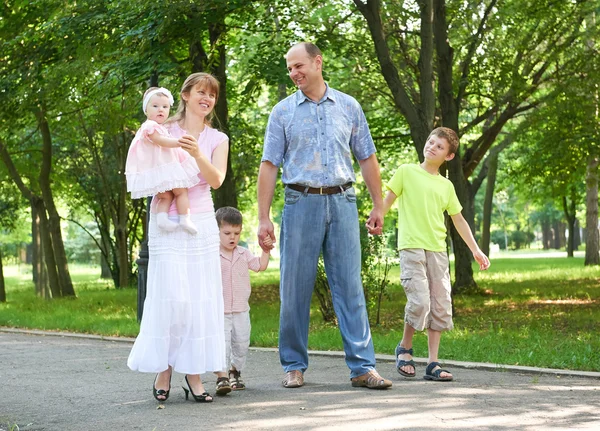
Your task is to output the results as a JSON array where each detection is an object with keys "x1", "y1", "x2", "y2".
[
  {"x1": 424, "y1": 361, "x2": 453, "y2": 382},
  {"x1": 183, "y1": 376, "x2": 214, "y2": 402},
  {"x1": 215, "y1": 376, "x2": 232, "y2": 395},
  {"x1": 153, "y1": 369, "x2": 172, "y2": 402},
  {"x1": 395, "y1": 344, "x2": 416, "y2": 377},
  {"x1": 229, "y1": 369, "x2": 246, "y2": 390}
]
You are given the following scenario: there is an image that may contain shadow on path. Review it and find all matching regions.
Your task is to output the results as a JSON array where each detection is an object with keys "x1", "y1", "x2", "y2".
[{"x1": 1, "y1": 332, "x2": 599, "y2": 430}]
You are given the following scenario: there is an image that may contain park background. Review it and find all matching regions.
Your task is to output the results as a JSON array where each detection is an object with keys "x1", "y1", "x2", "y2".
[{"x1": 0, "y1": 0, "x2": 598, "y2": 372}]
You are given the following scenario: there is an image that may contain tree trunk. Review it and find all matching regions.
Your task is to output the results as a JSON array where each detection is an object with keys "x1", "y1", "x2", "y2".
[
  {"x1": 189, "y1": 20, "x2": 237, "y2": 210},
  {"x1": 481, "y1": 153, "x2": 498, "y2": 256},
  {"x1": 36, "y1": 107, "x2": 76, "y2": 297},
  {"x1": 585, "y1": 153, "x2": 599, "y2": 265},
  {"x1": 31, "y1": 200, "x2": 50, "y2": 298},
  {"x1": 552, "y1": 221, "x2": 561, "y2": 249},
  {"x1": 0, "y1": 248, "x2": 6, "y2": 303},
  {"x1": 560, "y1": 222, "x2": 567, "y2": 249},
  {"x1": 541, "y1": 218, "x2": 552, "y2": 249},
  {"x1": 211, "y1": 23, "x2": 237, "y2": 210},
  {"x1": 565, "y1": 206, "x2": 576, "y2": 258},
  {"x1": 448, "y1": 155, "x2": 478, "y2": 292},
  {"x1": 434, "y1": 0, "x2": 478, "y2": 292},
  {"x1": 115, "y1": 132, "x2": 130, "y2": 288},
  {"x1": 100, "y1": 253, "x2": 112, "y2": 279},
  {"x1": 33, "y1": 197, "x2": 61, "y2": 298},
  {"x1": 95, "y1": 209, "x2": 119, "y2": 286}
]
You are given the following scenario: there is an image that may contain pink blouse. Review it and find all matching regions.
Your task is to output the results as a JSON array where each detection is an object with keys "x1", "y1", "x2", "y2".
[{"x1": 150, "y1": 122, "x2": 228, "y2": 215}]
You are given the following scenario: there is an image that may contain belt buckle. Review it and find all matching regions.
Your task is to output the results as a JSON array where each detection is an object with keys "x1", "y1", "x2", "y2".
[{"x1": 319, "y1": 187, "x2": 324, "y2": 195}]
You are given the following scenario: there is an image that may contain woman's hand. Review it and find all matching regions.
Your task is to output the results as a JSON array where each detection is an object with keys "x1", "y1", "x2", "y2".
[{"x1": 178, "y1": 134, "x2": 201, "y2": 159}]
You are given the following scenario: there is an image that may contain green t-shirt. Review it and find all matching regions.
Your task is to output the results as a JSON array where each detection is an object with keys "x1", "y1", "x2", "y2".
[{"x1": 386, "y1": 164, "x2": 462, "y2": 252}]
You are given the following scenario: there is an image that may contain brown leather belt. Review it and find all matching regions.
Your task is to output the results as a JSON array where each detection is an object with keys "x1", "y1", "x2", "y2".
[{"x1": 286, "y1": 182, "x2": 353, "y2": 195}]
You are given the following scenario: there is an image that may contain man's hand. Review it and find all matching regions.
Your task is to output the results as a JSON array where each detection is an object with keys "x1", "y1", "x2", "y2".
[{"x1": 257, "y1": 219, "x2": 276, "y2": 252}]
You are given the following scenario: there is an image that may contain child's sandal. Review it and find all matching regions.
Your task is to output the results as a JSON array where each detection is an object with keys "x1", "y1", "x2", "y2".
[
  {"x1": 215, "y1": 377, "x2": 232, "y2": 395},
  {"x1": 424, "y1": 361, "x2": 453, "y2": 382},
  {"x1": 395, "y1": 344, "x2": 416, "y2": 377},
  {"x1": 229, "y1": 369, "x2": 246, "y2": 390}
]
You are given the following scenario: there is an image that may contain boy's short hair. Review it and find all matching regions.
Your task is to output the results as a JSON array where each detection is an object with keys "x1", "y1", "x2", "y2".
[
  {"x1": 215, "y1": 206, "x2": 243, "y2": 227},
  {"x1": 428, "y1": 127, "x2": 459, "y2": 155}
]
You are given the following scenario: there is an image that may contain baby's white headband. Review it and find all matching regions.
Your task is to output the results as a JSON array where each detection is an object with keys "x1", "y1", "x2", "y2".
[{"x1": 142, "y1": 88, "x2": 174, "y2": 114}]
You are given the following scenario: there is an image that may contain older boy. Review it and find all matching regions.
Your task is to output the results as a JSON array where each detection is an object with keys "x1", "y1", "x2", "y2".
[
  {"x1": 382, "y1": 127, "x2": 490, "y2": 381},
  {"x1": 214, "y1": 207, "x2": 272, "y2": 395}
]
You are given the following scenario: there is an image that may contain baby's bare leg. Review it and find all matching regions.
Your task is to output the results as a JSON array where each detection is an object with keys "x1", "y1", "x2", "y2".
[
  {"x1": 172, "y1": 188, "x2": 190, "y2": 216},
  {"x1": 155, "y1": 191, "x2": 178, "y2": 232},
  {"x1": 172, "y1": 188, "x2": 197, "y2": 235},
  {"x1": 156, "y1": 191, "x2": 174, "y2": 214}
]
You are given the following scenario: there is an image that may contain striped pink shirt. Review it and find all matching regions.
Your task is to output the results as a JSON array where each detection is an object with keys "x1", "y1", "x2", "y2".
[{"x1": 220, "y1": 246, "x2": 261, "y2": 313}]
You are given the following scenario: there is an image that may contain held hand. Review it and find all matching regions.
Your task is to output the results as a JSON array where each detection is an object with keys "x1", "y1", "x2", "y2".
[
  {"x1": 365, "y1": 207, "x2": 384, "y2": 235},
  {"x1": 473, "y1": 250, "x2": 490, "y2": 271},
  {"x1": 263, "y1": 235, "x2": 274, "y2": 249},
  {"x1": 178, "y1": 134, "x2": 201, "y2": 158},
  {"x1": 257, "y1": 219, "x2": 276, "y2": 252}
]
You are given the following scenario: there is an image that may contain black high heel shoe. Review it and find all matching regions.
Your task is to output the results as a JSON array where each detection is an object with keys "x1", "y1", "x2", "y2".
[
  {"x1": 153, "y1": 369, "x2": 172, "y2": 402},
  {"x1": 182, "y1": 375, "x2": 213, "y2": 403}
]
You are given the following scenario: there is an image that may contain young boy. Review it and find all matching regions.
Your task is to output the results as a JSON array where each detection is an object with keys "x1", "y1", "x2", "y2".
[
  {"x1": 214, "y1": 206, "x2": 272, "y2": 395},
  {"x1": 382, "y1": 127, "x2": 490, "y2": 382}
]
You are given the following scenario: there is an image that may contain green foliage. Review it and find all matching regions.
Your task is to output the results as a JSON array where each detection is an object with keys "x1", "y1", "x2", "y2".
[
  {"x1": 2, "y1": 0, "x2": 600, "y2": 294},
  {"x1": 510, "y1": 229, "x2": 535, "y2": 250},
  {"x1": 491, "y1": 229, "x2": 507, "y2": 250},
  {"x1": 64, "y1": 222, "x2": 102, "y2": 264},
  {"x1": 360, "y1": 231, "x2": 394, "y2": 325}
]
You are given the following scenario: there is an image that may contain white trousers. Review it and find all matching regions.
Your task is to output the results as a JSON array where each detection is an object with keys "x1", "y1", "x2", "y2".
[{"x1": 223, "y1": 311, "x2": 251, "y2": 372}]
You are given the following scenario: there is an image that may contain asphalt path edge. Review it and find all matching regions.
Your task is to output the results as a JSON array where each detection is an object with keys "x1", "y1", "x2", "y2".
[{"x1": 2, "y1": 326, "x2": 598, "y2": 379}]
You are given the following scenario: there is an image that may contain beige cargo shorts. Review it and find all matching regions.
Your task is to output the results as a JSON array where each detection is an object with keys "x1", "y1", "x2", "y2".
[{"x1": 399, "y1": 248, "x2": 453, "y2": 332}]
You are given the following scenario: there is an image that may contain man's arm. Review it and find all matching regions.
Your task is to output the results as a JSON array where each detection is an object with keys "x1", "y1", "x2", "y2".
[
  {"x1": 450, "y1": 213, "x2": 490, "y2": 270},
  {"x1": 358, "y1": 153, "x2": 384, "y2": 235},
  {"x1": 257, "y1": 161, "x2": 278, "y2": 252}
]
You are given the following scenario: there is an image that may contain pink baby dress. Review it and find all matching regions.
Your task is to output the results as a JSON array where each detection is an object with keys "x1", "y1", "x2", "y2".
[{"x1": 125, "y1": 120, "x2": 200, "y2": 199}]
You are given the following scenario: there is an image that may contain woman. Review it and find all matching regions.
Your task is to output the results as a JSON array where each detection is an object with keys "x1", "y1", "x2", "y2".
[{"x1": 128, "y1": 73, "x2": 229, "y2": 403}]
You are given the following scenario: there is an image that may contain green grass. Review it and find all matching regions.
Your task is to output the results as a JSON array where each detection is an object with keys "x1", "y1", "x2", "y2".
[
  {"x1": 1, "y1": 264, "x2": 139, "y2": 336},
  {"x1": 1, "y1": 254, "x2": 599, "y2": 371}
]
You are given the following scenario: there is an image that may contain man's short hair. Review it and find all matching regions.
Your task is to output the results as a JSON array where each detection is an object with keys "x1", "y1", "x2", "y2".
[
  {"x1": 215, "y1": 206, "x2": 243, "y2": 227},
  {"x1": 428, "y1": 127, "x2": 459, "y2": 155},
  {"x1": 301, "y1": 42, "x2": 322, "y2": 59},
  {"x1": 287, "y1": 42, "x2": 322, "y2": 59}
]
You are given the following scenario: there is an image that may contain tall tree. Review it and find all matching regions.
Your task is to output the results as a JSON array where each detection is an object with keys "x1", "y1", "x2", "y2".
[
  {"x1": 353, "y1": 0, "x2": 595, "y2": 290},
  {"x1": 583, "y1": 10, "x2": 599, "y2": 265},
  {"x1": 0, "y1": 0, "x2": 78, "y2": 297}
]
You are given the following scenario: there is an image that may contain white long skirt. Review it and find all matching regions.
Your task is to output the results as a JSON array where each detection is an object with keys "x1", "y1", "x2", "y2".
[{"x1": 127, "y1": 212, "x2": 226, "y2": 374}]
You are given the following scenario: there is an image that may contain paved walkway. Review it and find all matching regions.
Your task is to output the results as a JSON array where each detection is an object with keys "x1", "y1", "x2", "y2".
[{"x1": 1, "y1": 329, "x2": 599, "y2": 431}]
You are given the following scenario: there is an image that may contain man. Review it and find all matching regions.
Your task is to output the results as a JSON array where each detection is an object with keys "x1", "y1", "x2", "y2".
[{"x1": 257, "y1": 42, "x2": 391, "y2": 390}]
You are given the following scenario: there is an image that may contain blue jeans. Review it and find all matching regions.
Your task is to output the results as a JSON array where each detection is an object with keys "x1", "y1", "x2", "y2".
[{"x1": 279, "y1": 186, "x2": 376, "y2": 378}]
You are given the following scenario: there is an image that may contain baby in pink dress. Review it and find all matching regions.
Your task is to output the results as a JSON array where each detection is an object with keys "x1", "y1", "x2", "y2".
[{"x1": 125, "y1": 87, "x2": 200, "y2": 234}]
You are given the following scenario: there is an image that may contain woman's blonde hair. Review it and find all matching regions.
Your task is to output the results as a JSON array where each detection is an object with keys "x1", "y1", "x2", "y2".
[{"x1": 167, "y1": 73, "x2": 220, "y2": 127}]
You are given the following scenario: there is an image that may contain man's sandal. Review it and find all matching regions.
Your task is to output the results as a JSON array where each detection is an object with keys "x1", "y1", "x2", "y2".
[
  {"x1": 215, "y1": 377, "x2": 232, "y2": 395},
  {"x1": 229, "y1": 369, "x2": 245, "y2": 391},
  {"x1": 395, "y1": 344, "x2": 416, "y2": 378},
  {"x1": 282, "y1": 370, "x2": 304, "y2": 388},
  {"x1": 424, "y1": 361, "x2": 453, "y2": 382},
  {"x1": 351, "y1": 370, "x2": 392, "y2": 389}
]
